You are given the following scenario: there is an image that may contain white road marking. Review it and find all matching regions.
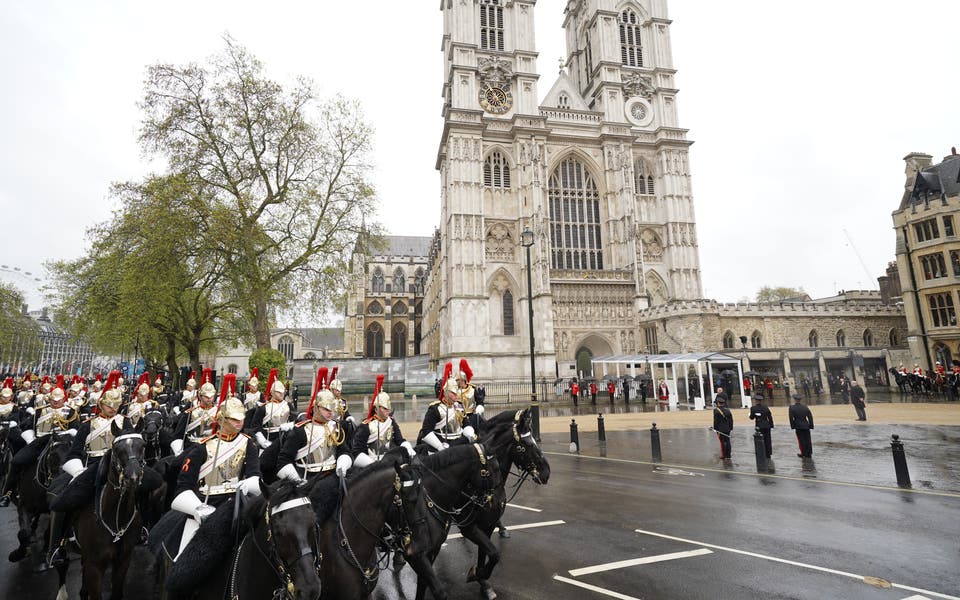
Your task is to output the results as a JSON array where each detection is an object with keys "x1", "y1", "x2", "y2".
[
  {"x1": 506, "y1": 502, "x2": 542, "y2": 512},
  {"x1": 900, "y1": 595, "x2": 932, "y2": 600},
  {"x1": 553, "y1": 575, "x2": 643, "y2": 600},
  {"x1": 653, "y1": 466, "x2": 704, "y2": 477},
  {"x1": 634, "y1": 528, "x2": 960, "y2": 600},
  {"x1": 569, "y1": 548, "x2": 713, "y2": 576},
  {"x1": 447, "y1": 520, "x2": 565, "y2": 540}
]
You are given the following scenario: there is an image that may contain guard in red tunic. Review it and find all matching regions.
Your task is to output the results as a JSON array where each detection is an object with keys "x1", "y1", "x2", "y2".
[{"x1": 606, "y1": 380, "x2": 616, "y2": 403}]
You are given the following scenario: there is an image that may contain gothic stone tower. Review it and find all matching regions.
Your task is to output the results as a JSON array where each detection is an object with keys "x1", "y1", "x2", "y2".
[{"x1": 434, "y1": 0, "x2": 702, "y2": 379}]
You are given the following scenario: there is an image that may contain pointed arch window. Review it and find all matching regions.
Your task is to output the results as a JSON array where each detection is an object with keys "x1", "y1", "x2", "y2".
[
  {"x1": 836, "y1": 329, "x2": 846, "y2": 347},
  {"x1": 484, "y1": 151, "x2": 511, "y2": 189},
  {"x1": 367, "y1": 300, "x2": 383, "y2": 315},
  {"x1": 863, "y1": 329, "x2": 874, "y2": 347},
  {"x1": 548, "y1": 157, "x2": 603, "y2": 270},
  {"x1": 391, "y1": 322, "x2": 407, "y2": 358},
  {"x1": 479, "y1": 0, "x2": 504, "y2": 51},
  {"x1": 619, "y1": 9, "x2": 644, "y2": 67},
  {"x1": 557, "y1": 93, "x2": 570, "y2": 109},
  {"x1": 277, "y1": 335, "x2": 295, "y2": 363},
  {"x1": 633, "y1": 159, "x2": 655, "y2": 195},
  {"x1": 502, "y1": 290, "x2": 515, "y2": 336},
  {"x1": 413, "y1": 268, "x2": 425, "y2": 296},
  {"x1": 889, "y1": 328, "x2": 899, "y2": 346},
  {"x1": 371, "y1": 268, "x2": 384, "y2": 293},
  {"x1": 393, "y1": 268, "x2": 406, "y2": 294},
  {"x1": 365, "y1": 323, "x2": 384, "y2": 358},
  {"x1": 750, "y1": 330, "x2": 762, "y2": 349},
  {"x1": 722, "y1": 331, "x2": 735, "y2": 349},
  {"x1": 808, "y1": 330, "x2": 819, "y2": 348},
  {"x1": 392, "y1": 301, "x2": 407, "y2": 315}
]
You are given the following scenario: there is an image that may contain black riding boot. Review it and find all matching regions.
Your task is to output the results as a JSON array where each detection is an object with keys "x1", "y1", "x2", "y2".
[
  {"x1": 497, "y1": 520, "x2": 510, "y2": 538},
  {"x1": 0, "y1": 465, "x2": 19, "y2": 507},
  {"x1": 48, "y1": 510, "x2": 70, "y2": 567}
]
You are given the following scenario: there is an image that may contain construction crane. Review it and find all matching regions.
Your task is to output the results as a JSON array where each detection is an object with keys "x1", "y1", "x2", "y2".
[{"x1": 842, "y1": 229, "x2": 876, "y2": 289}]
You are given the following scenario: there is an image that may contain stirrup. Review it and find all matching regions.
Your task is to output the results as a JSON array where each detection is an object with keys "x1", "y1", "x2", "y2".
[{"x1": 49, "y1": 546, "x2": 68, "y2": 568}]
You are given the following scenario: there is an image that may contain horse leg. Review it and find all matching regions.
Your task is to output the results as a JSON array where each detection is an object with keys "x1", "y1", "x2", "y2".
[
  {"x1": 111, "y1": 544, "x2": 134, "y2": 600},
  {"x1": 9, "y1": 506, "x2": 32, "y2": 562},
  {"x1": 81, "y1": 557, "x2": 103, "y2": 600},
  {"x1": 461, "y1": 525, "x2": 500, "y2": 598},
  {"x1": 55, "y1": 558, "x2": 70, "y2": 600},
  {"x1": 407, "y1": 552, "x2": 447, "y2": 600}
]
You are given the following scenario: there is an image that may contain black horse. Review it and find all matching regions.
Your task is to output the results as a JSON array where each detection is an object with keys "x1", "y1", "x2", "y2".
[
  {"x1": 465, "y1": 409, "x2": 550, "y2": 600},
  {"x1": 141, "y1": 410, "x2": 167, "y2": 466},
  {"x1": 55, "y1": 421, "x2": 146, "y2": 600},
  {"x1": 310, "y1": 449, "x2": 447, "y2": 600},
  {"x1": 9, "y1": 431, "x2": 73, "y2": 570},
  {"x1": 404, "y1": 442, "x2": 504, "y2": 600}
]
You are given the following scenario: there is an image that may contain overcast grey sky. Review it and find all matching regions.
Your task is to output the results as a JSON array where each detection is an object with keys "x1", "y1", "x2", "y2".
[{"x1": 2, "y1": 1, "x2": 958, "y2": 314}]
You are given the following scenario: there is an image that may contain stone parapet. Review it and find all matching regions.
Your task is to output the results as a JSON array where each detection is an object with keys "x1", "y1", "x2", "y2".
[{"x1": 638, "y1": 300, "x2": 904, "y2": 320}]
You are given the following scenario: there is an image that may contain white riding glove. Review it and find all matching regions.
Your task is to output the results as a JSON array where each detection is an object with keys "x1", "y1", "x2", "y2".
[
  {"x1": 277, "y1": 463, "x2": 304, "y2": 485},
  {"x1": 401, "y1": 441, "x2": 416, "y2": 458},
  {"x1": 5, "y1": 420, "x2": 18, "y2": 429},
  {"x1": 238, "y1": 476, "x2": 262, "y2": 497},
  {"x1": 475, "y1": 404, "x2": 485, "y2": 416},
  {"x1": 335, "y1": 454, "x2": 352, "y2": 478},
  {"x1": 62, "y1": 458, "x2": 84, "y2": 478},
  {"x1": 352, "y1": 452, "x2": 374, "y2": 469},
  {"x1": 21, "y1": 429, "x2": 35, "y2": 444},
  {"x1": 255, "y1": 432, "x2": 271, "y2": 449},
  {"x1": 170, "y1": 439, "x2": 184, "y2": 456},
  {"x1": 25, "y1": 407, "x2": 35, "y2": 416},
  {"x1": 280, "y1": 421, "x2": 295, "y2": 432},
  {"x1": 422, "y1": 431, "x2": 445, "y2": 452},
  {"x1": 462, "y1": 426, "x2": 477, "y2": 443}
]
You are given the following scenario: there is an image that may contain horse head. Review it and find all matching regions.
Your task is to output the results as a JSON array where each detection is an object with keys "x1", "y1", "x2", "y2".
[
  {"x1": 482, "y1": 409, "x2": 550, "y2": 485},
  {"x1": 110, "y1": 420, "x2": 146, "y2": 493},
  {"x1": 258, "y1": 481, "x2": 322, "y2": 600},
  {"x1": 141, "y1": 410, "x2": 163, "y2": 444}
]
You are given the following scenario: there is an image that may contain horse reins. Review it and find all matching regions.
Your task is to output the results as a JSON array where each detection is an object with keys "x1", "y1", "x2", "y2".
[
  {"x1": 243, "y1": 496, "x2": 319, "y2": 600},
  {"x1": 96, "y1": 433, "x2": 143, "y2": 543}
]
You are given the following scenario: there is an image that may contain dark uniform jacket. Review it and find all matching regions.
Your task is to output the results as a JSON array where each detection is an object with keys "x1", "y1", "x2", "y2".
[
  {"x1": 713, "y1": 406, "x2": 733, "y2": 434},
  {"x1": 850, "y1": 386, "x2": 866, "y2": 407},
  {"x1": 417, "y1": 401, "x2": 465, "y2": 444},
  {"x1": 247, "y1": 401, "x2": 293, "y2": 439},
  {"x1": 276, "y1": 420, "x2": 349, "y2": 476},
  {"x1": 350, "y1": 417, "x2": 404, "y2": 459},
  {"x1": 175, "y1": 433, "x2": 260, "y2": 503},
  {"x1": 748, "y1": 404, "x2": 774, "y2": 429},
  {"x1": 788, "y1": 403, "x2": 814, "y2": 430}
]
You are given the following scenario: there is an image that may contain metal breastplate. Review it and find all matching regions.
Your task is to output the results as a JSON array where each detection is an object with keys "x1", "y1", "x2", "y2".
[
  {"x1": 263, "y1": 401, "x2": 289, "y2": 432},
  {"x1": 86, "y1": 416, "x2": 121, "y2": 457},
  {"x1": 127, "y1": 400, "x2": 155, "y2": 425},
  {"x1": 435, "y1": 403, "x2": 463, "y2": 440},
  {"x1": 17, "y1": 391, "x2": 33, "y2": 406},
  {"x1": 298, "y1": 422, "x2": 338, "y2": 472},
  {"x1": 0, "y1": 403, "x2": 13, "y2": 418},
  {"x1": 365, "y1": 418, "x2": 394, "y2": 457},
  {"x1": 36, "y1": 407, "x2": 71, "y2": 435},
  {"x1": 186, "y1": 407, "x2": 216, "y2": 441},
  {"x1": 244, "y1": 392, "x2": 261, "y2": 410},
  {"x1": 199, "y1": 435, "x2": 247, "y2": 496}
]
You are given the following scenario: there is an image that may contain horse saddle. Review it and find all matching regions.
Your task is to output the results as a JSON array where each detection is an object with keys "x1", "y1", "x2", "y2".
[{"x1": 163, "y1": 500, "x2": 249, "y2": 596}]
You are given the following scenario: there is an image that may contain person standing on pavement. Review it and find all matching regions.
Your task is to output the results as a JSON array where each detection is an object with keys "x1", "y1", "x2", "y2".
[
  {"x1": 788, "y1": 394, "x2": 814, "y2": 457},
  {"x1": 570, "y1": 379, "x2": 580, "y2": 406},
  {"x1": 839, "y1": 375, "x2": 850, "y2": 404},
  {"x1": 714, "y1": 386, "x2": 729, "y2": 407},
  {"x1": 849, "y1": 380, "x2": 867, "y2": 421},
  {"x1": 589, "y1": 381, "x2": 597, "y2": 405},
  {"x1": 606, "y1": 380, "x2": 616, "y2": 404},
  {"x1": 640, "y1": 379, "x2": 647, "y2": 404},
  {"x1": 712, "y1": 396, "x2": 733, "y2": 460},
  {"x1": 748, "y1": 394, "x2": 773, "y2": 458},
  {"x1": 622, "y1": 380, "x2": 630, "y2": 405}
]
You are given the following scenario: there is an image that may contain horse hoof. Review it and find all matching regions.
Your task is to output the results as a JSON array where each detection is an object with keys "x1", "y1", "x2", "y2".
[
  {"x1": 56, "y1": 586, "x2": 69, "y2": 600},
  {"x1": 498, "y1": 528, "x2": 510, "y2": 539},
  {"x1": 8, "y1": 548, "x2": 27, "y2": 563},
  {"x1": 466, "y1": 566, "x2": 478, "y2": 583},
  {"x1": 33, "y1": 560, "x2": 51, "y2": 573},
  {"x1": 482, "y1": 586, "x2": 498, "y2": 600}
]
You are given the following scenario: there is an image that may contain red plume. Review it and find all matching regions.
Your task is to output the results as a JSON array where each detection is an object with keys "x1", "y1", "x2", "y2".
[
  {"x1": 212, "y1": 373, "x2": 238, "y2": 433},
  {"x1": 307, "y1": 367, "x2": 327, "y2": 419},
  {"x1": 95, "y1": 373, "x2": 103, "y2": 382},
  {"x1": 2, "y1": 377, "x2": 13, "y2": 391},
  {"x1": 71, "y1": 374, "x2": 81, "y2": 386},
  {"x1": 439, "y1": 362, "x2": 452, "y2": 399},
  {"x1": 331, "y1": 367, "x2": 339, "y2": 382},
  {"x1": 55, "y1": 374, "x2": 66, "y2": 393},
  {"x1": 251, "y1": 368, "x2": 259, "y2": 379},
  {"x1": 41, "y1": 375, "x2": 50, "y2": 386},
  {"x1": 367, "y1": 374, "x2": 385, "y2": 420},
  {"x1": 459, "y1": 359, "x2": 473, "y2": 384},
  {"x1": 265, "y1": 368, "x2": 278, "y2": 397},
  {"x1": 101, "y1": 371, "x2": 121, "y2": 394},
  {"x1": 188, "y1": 371, "x2": 196, "y2": 381},
  {"x1": 136, "y1": 372, "x2": 150, "y2": 389},
  {"x1": 201, "y1": 368, "x2": 212, "y2": 385}
]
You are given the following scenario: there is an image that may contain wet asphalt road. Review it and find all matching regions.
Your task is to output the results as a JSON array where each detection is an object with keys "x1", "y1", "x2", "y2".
[{"x1": 2, "y1": 409, "x2": 958, "y2": 599}]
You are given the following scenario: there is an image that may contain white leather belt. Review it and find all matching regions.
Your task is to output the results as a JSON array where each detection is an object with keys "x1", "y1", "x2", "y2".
[
  {"x1": 201, "y1": 481, "x2": 238, "y2": 496},
  {"x1": 439, "y1": 431, "x2": 461, "y2": 440},
  {"x1": 88, "y1": 449, "x2": 109, "y2": 457},
  {"x1": 303, "y1": 463, "x2": 335, "y2": 473},
  {"x1": 264, "y1": 426, "x2": 281, "y2": 434}
]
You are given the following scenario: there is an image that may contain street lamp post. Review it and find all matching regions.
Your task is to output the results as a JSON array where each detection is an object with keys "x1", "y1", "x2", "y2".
[{"x1": 521, "y1": 228, "x2": 540, "y2": 441}]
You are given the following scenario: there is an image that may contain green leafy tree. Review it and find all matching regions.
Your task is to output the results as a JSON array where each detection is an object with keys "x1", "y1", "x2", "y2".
[
  {"x1": 248, "y1": 348, "x2": 286, "y2": 383},
  {"x1": 0, "y1": 282, "x2": 41, "y2": 372},
  {"x1": 139, "y1": 36, "x2": 379, "y2": 348},
  {"x1": 756, "y1": 286, "x2": 808, "y2": 303},
  {"x1": 48, "y1": 175, "x2": 244, "y2": 381}
]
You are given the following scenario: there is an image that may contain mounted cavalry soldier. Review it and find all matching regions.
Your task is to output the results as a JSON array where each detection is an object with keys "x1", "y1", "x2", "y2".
[
  {"x1": 66, "y1": 375, "x2": 86, "y2": 413},
  {"x1": 87, "y1": 373, "x2": 104, "y2": 408},
  {"x1": 176, "y1": 370, "x2": 198, "y2": 413},
  {"x1": 247, "y1": 368, "x2": 293, "y2": 450},
  {"x1": 418, "y1": 360, "x2": 477, "y2": 453},
  {"x1": 17, "y1": 374, "x2": 34, "y2": 408},
  {"x1": 350, "y1": 374, "x2": 415, "y2": 468},
  {"x1": 276, "y1": 367, "x2": 352, "y2": 484},
  {"x1": 48, "y1": 370, "x2": 131, "y2": 566},
  {"x1": 243, "y1": 368, "x2": 261, "y2": 411},
  {"x1": 455, "y1": 359, "x2": 484, "y2": 433},
  {"x1": 126, "y1": 372, "x2": 159, "y2": 427},
  {"x1": 0, "y1": 378, "x2": 31, "y2": 507},
  {"x1": 329, "y1": 366, "x2": 357, "y2": 439},
  {"x1": 169, "y1": 369, "x2": 218, "y2": 456}
]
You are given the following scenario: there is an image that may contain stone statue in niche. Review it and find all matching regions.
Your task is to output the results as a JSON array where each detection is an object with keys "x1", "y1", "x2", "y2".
[{"x1": 623, "y1": 72, "x2": 655, "y2": 98}]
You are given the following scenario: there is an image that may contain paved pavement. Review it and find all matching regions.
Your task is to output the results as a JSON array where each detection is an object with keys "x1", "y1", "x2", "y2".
[{"x1": 2, "y1": 398, "x2": 958, "y2": 599}]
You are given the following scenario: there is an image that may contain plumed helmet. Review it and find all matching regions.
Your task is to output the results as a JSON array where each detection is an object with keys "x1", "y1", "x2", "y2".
[
  {"x1": 308, "y1": 367, "x2": 334, "y2": 417},
  {"x1": 265, "y1": 368, "x2": 285, "y2": 397},
  {"x1": 366, "y1": 374, "x2": 388, "y2": 419},
  {"x1": 21, "y1": 374, "x2": 32, "y2": 389},
  {"x1": 199, "y1": 382, "x2": 217, "y2": 399},
  {"x1": 41, "y1": 376, "x2": 52, "y2": 393},
  {"x1": 50, "y1": 387, "x2": 67, "y2": 402},
  {"x1": 215, "y1": 374, "x2": 245, "y2": 423},
  {"x1": 439, "y1": 362, "x2": 454, "y2": 399},
  {"x1": 99, "y1": 371, "x2": 123, "y2": 409},
  {"x1": 1, "y1": 377, "x2": 14, "y2": 399},
  {"x1": 70, "y1": 382, "x2": 83, "y2": 394},
  {"x1": 92, "y1": 377, "x2": 103, "y2": 390},
  {"x1": 457, "y1": 359, "x2": 473, "y2": 383},
  {"x1": 186, "y1": 371, "x2": 197, "y2": 388},
  {"x1": 248, "y1": 367, "x2": 259, "y2": 390},
  {"x1": 136, "y1": 372, "x2": 151, "y2": 396},
  {"x1": 329, "y1": 367, "x2": 342, "y2": 392}
]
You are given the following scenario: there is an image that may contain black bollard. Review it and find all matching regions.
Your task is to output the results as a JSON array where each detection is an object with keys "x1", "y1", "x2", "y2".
[
  {"x1": 650, "y1": 422, "x2": 662, "y2": 462},
  {"x1": 597, "y1": 413, "x2": 606, "y2": 442},
  {"x1": 569, "y1": 418, "x2": 580, "y2": 452},
  {"x1": 891, "y1": 434, "x2": 911, "y2": 488},
  {"x1": 753, "y1": 428, "x2": 768, "y2": 473}
]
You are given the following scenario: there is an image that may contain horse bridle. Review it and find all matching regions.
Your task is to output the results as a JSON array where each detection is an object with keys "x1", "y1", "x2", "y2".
[
  {"x1": 418, "y1": 443, "x2": 499, "y2": 528},
  {"x1": 97, "y1": 433, "x2": 144, "y2": 543},
  {"x1": 245, "y1": 496, "x2": 319, "y2": 600}
]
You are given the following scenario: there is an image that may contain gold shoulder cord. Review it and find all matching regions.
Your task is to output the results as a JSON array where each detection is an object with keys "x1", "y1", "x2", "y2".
[
  {"x1": 324, "y1": 421, "x2": 345, "y2": 447},
  {"x1": 55, "y1": 409, "x2": 80, "y2": 429}
]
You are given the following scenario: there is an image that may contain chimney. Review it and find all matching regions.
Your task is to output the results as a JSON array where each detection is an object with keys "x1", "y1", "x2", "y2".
[
  {"x1": 944, "y1": 146, "x2": 959, "y2": 162},
  {"x1": 903, "y1": 152, "x2": 933, "y2": 189}
]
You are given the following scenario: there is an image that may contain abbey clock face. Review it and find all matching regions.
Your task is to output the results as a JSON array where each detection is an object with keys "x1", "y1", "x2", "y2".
[{"x1": 479, "y1": 82, "x2": 513, "y2": 114}]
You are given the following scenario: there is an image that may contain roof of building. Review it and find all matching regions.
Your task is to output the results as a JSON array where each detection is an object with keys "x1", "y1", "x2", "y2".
[
  {"x1": 272, "y1": 327, "x2": 344, "y2": 351},
  {"x1": 381, "y1": 236, "x2": 432, "y2": 258},
  {"x1": 904, "y1": 153, "x2": 960, "y2": 209}
]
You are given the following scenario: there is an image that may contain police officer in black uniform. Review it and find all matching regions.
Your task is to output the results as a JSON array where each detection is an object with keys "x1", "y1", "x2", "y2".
[
  {"x1": 789, "y1": 394, "x2": 814, "y2": 457},
  {"x1": 748, "y1": 394, "x2": 774, "y2": 458},
  {"x1": 712, "y1": 395, "x2": 733, "y2": 460}
]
